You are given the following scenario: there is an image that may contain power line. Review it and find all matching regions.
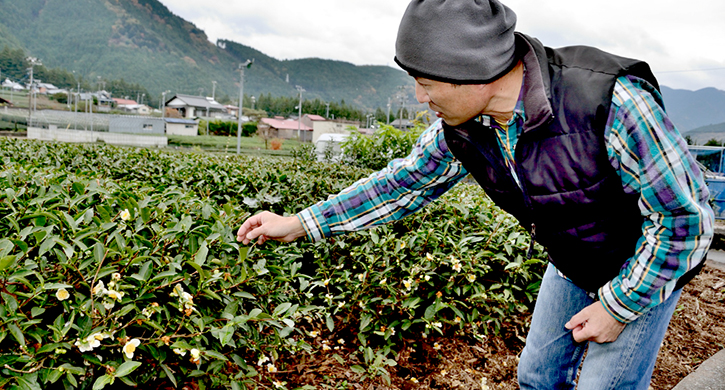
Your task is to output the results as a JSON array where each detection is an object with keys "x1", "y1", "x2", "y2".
[{"x1": 657, "y1": 67, "x2": 725, "y2": 74}]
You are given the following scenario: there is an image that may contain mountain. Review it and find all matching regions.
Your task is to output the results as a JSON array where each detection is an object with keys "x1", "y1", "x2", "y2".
[
  {"x1": 661, "y1": 86, "x2": 725, "y2": 132},
  {"x1": 0, "y1": 0, "x2": 414, "y2": 110},
  {"x1": 681, "y1": 122, "x2": 725, "y2": 145},
  {"x1": 1, "y1": 0, "x2": 723, "y2": 120}
]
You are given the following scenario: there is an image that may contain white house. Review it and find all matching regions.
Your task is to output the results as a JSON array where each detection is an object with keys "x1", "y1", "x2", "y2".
[
  {"x1": 165, "y1": 94, "x2": 226, "y2": 119},
  {"x1": 165, "y1": 118, "x2": 199, "y2": 136},
  {"x1": 2, "y1": 78, "x2": 25, "y2": 91}
]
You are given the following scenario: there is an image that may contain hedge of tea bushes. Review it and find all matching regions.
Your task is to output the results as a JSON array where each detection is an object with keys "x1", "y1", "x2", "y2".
[{"x1": 0, "y1": 138, "x2": 546, "y2": 389}]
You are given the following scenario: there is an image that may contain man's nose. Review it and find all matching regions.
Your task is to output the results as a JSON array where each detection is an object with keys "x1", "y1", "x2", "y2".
[{"x1": 415, "y1": 82, "x2": 429, "y2": 104}]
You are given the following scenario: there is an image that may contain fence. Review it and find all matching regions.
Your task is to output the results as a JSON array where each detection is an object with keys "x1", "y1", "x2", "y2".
[
  {"x1": 689, "y1": 146, "x2": 725, "y2": 174},
  {"x1": 689, "y1": 146, "x2": 725, "y2": 219},
  {"x1": 1, "y1": 108, "x2": 164, "y2": 135}
]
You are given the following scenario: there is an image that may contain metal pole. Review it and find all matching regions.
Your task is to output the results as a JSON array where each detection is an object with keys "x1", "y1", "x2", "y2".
[
  {"x1": 386, "y1": 97, "x2": 391, "y2": 125},
  {"x1": 75, "y1": 82, "x2": 79, "y2": 130},
  {"x1": 296, "y1": 85, "x2": 305, "y2": 140},
  {"x1": 237, "y1": 59, "x2": 253, "y2": 154},
  {"x1": 27, "y1": 63, "x2": 33, "y2": 126},
  {"x1": 90, "y1": 89, "x2": 94, "y2": 139},
  {"x1": 161, "y1": 90, "x2": 169, "y2": 120}
]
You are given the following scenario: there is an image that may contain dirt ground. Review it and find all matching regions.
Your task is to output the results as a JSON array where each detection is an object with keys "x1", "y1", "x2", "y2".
[{"x1": 266, "y1": 263, "x2": 725, "y2": 390}]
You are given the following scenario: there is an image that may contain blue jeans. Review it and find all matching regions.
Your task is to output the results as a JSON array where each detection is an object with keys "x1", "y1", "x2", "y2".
[{"x1": 518, "y1": 263, "x2": 682, "y2": 390}]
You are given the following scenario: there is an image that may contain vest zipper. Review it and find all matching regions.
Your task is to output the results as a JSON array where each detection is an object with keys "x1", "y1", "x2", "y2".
[
  {"x1": 450, "y1": 124, "x2": 538, "y2": 258},
  {"x1": 514, "y1": 136, "x2": 537, "y2": 260},
  {"x1": 526, "y1": 223, "x2": 536, "y2": 259}
]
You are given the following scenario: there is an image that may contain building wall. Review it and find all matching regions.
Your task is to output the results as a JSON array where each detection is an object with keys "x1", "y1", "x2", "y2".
[
  {"x1": 109, "y1": 117, "x2": 165, "y2": 134},
  {"x1": 277, "y1": 129, "x2": 312, "y2": 142},
  {"x1": 166, "y1": 122, "x2": 198, "y2": 136},
  {"x1": 28, "y1": 126, "x2": 167, "y2": 147}
]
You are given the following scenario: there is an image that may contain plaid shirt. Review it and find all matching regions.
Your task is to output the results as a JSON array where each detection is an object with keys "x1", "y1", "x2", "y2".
[{"x1": 296, "y1": 75, "x2": 713, "y2": 323}]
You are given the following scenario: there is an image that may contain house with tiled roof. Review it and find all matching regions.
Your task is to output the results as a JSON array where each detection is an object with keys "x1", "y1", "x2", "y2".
[
  {"x1": 113, "y1": 98, "x2": 138, "y2": 106},
  {"x1": 258, "y1": 117, "x2": 313, "y2": 142},
  {"x1": 301, "y1": 114, "x2": 326, "y2": 128}
]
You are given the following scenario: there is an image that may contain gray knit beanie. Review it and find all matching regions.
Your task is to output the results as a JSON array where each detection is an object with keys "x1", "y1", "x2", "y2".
[{"x1": 395, "y1": 0, "x2": 518, "y2": 84}]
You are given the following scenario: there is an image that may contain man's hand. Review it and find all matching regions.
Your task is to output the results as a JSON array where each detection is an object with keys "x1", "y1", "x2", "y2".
[
  {"x1": 236, "y1": 211, "x2": 306, "y2": 245},
  {"x1": 565, "y1": 301, "x2": 626, "y2": 343}
]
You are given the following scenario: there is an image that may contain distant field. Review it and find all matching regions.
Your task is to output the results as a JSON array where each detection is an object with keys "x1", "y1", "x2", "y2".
[
  {"x1": 0, "y1": 89, "x2": 28, "y2": 108},
  {"x1": 167, "y1": 134, "x2": 301, "y2": 156}
]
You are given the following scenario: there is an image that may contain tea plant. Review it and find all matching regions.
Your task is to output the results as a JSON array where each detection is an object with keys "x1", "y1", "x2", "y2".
[
  {"x1": 340, "y1": 123, "x2": 424, "y2": 171},
  {"x1": 0, "y1": 138, "x2": 546, "y2": 389}
]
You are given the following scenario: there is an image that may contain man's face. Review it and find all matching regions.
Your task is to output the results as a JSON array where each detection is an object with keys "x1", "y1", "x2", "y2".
[{"x1": 414, "y1": 77, "x2": 492, "y2": 126}]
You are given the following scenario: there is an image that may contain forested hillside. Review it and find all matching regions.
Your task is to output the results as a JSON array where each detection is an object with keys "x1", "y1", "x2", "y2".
[
  {"x1": 661, "y1": 86, "x2": 725, "y2": 132},
  {"x1": 0, "y1": 0, "x2": 414, "y2": 110}
]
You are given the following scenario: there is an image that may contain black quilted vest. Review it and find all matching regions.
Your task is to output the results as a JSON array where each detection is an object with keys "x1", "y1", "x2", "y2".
[{"x1": 444, "y1": 33, "x2": 702, "y2": 292}]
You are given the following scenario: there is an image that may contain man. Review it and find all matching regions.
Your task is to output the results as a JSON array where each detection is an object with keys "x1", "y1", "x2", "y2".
[{"x1": 237, "y1": 1, "x2": 713, "y2": 388}]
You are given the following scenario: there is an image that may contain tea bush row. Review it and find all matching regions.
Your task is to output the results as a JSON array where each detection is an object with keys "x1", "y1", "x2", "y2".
[{"x1": 0, "y1": 139, "x2": 546, "y2": 389}]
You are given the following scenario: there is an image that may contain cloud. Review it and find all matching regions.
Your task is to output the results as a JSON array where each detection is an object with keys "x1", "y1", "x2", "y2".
[{"x1": 159, "y1": 0, "x2": 725, "y2": 90}]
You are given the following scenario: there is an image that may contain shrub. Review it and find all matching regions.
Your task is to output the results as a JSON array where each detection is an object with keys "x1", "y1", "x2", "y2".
[
  {"x1": 205, "y1": 120, "x2": 257, "y2": 137},
  {"x1": 341, "y1": 123, "x2": 424, "y2": 171},
  {"x1": 269, "y1": 139, "x2": 282, "y2": 151},
  {"x1": 0, "y1": 139, "x2": 546, "y2": 388}
]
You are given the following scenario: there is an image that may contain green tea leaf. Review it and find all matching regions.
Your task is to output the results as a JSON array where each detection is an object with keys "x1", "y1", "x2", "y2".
[
  {"x1": 43, "y1": 283, "x2": 73, "y2": 290},
  {"x1": 115, "y1": 361, "x2": 142, "y2": 378},
  {"x1": 93, "y1": 242, "x2": 105, "y2": 263},
  {"x1": 161, "y1": 364, "x2": 177, "y2": 387},
  {"x1": 2, "y1": 292, "x2": 18, "y2": 312},
  {"x1": 7, "y1": 322, "x2": 25, "y2": 346},
  {"x1": 0, "y1": 255, "x2": 16, "y2": 271},
  {"x1": 92, "y1": 374, "x2": 113, "y2": 390},
  {"x1": 194, "y1": 242, "x2": 208, "y2": 266},
  {"x1": 273, "y1": 302, "x2": 292, "y2": 317},
  {"x1": 131, "y1": 261, "x2": 152, "y2": 281}
]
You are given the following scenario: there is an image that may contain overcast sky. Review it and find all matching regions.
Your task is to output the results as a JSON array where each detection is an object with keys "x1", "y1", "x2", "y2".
[{"x1": 158, "y1": 0, "x2": 725, "y2": 91}]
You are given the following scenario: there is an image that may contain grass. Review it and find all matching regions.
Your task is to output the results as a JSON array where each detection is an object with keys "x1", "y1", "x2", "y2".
[
  {"x1": 166, "y1": 134, "x2": 303, "y2": 156},
  {"x1": 0, "y1": 119, "x2": 26, "y2": 131},
  {"x1": 0, "y1": 89, "x2": 28, "y2": 108}
]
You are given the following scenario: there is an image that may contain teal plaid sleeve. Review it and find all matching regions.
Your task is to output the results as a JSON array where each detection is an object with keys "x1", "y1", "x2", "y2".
[
  {"x1": 296, "y1": 120, "x2": 468, "y2": 242},
  {"x1": 599, "y1": 76, "x2": 714, "y2": 323}
]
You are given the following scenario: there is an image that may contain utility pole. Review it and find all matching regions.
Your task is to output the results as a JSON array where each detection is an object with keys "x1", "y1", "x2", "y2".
[
  {"x1": 326, "y1": 102, "x2": 330, "y2": 119},
  {"x1": 212, "y1": 81, "x2": 217, "y2": 101},
  {"x1": 75, "y1": 81, "x2": 80, "y2": 130},
  {"x1": 237, "y1": 59, "x2": 253, "y2": 154},
  {"x1": 26, "y1": 57, "x2": 41, "y2": 127},
  {"x1": 90, "y1": 83, "x2": 94, "y2": 136},
  {"x1": 295, "y1": 85, "x2": 305, "y2": 140},
  {"x1": 397, "y1": 86, "x2": 406, "y2": 130},
  {"x1": 386, "y1": 97, "x2": 391, "y2": 125},
  {"x1": 97, "y1": 76, "x2": 101, "y2": 111},
  {"x1": 161, "y1": 90, "x2": 170, "y2": 120}
]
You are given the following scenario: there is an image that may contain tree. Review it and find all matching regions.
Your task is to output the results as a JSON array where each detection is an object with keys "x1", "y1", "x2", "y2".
[{"x1": 0, "y1": 46, "x2": 28, "y2": 81}]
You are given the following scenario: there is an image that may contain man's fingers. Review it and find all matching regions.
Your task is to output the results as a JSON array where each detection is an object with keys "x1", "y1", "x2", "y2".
[
  {"x1": 565, "y1": 312, "x2": 587, "y2": 330},
  {"x1": 236, "y1": 214, "x2": 265, "y2": 243},
  {"x1": 570, "y1": 322, "x2": 590, "y2": 343}
]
